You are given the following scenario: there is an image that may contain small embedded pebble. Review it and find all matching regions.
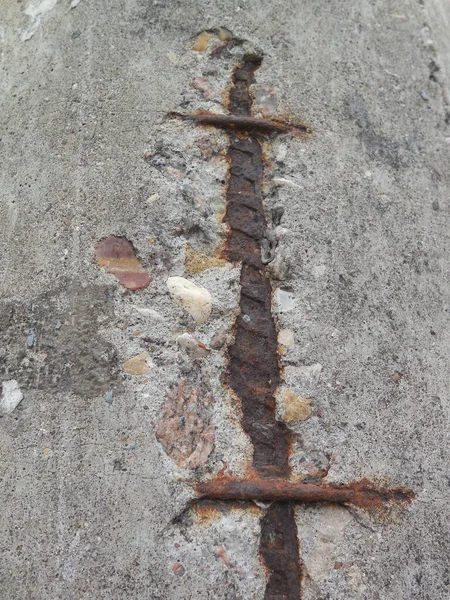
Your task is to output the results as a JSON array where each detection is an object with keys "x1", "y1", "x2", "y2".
[
  {"x1": 1, "y1": 380, "x2": 23, "y2": 414},
  {"x1": 146, "y1": 193, "x2": 160, "y2": 204},
  {"x1": 123, "y1": 352, "x2": 153, "y2": 375},
  {"x1": 95, "y1": 236, "x2": 151, "y2": 291},
  {"x1": 279, "y1": 389, "x2": 312, "y2": 422},
  {"x1": 26, "y1": 329, "x2": 35, "y2": 348},
  {"x1": 275, "y1": 144, "x2": 287, "y2": 163},
  {"x1": 192, "y1": 31, "x2": 213, "y2": 52},
  {"x1": 420, "y1": 91, "x2": 429, "y2": 101},
  {"x1": 209, "y1": 330, "x2": 227, "y2": 349},
  {"x1": 176, "y1": 333, "x2": 208, "y2": 357},
  {"x1": 278, "y1": 329, "x2": 295, "y2": 347},
  {"x1": 391, "y1": 371, "x2": 402, "y2": 383},
  {"x1": 172, "y1": 562, "x2": 185, "y2": 577},
  {"x1": 167, "y1": 276, "x2": 212, "y2": 325},
  {"x1": 133, "y1": 307, "x2": 165, "y2": 321},
  {"x1": 104, "y1": 390, "x2": 113, "y2": 405},
  {"x1": 272, "y1": 177, "x2": 301, "y2": 188},
  {"x1": 274, "y1": 289, "x2": 295, "y2": 312},
  {"x1": 217, "y1": 27, "x2": 233, "y2": 41}
]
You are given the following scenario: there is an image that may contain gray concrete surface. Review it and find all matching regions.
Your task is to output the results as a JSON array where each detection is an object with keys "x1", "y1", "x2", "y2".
[{"x1": 1, "y1": 0, "x2": 450, "y2": 598}]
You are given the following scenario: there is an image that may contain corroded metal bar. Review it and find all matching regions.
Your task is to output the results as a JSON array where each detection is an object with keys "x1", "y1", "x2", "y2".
[
  {"x1": 168, "y1": 111, "x2": 309, "y2": 135},
  {"x1": 224, "y1": 54, "x2": 303, "y2": 599},
  {"x1": 196, "y1": 477, "x2": 414, "y2": 509},
  {"x1": 260, "y1": 504, "x2": 302, "y2": 600}
]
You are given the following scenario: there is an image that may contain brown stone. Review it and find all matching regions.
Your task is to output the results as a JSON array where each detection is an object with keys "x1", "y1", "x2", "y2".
[
  {"x1": 280, "y1": 389, "x2": 312, "y2": 423},
  {"x1": 95, "y1": 236, "x2": 151, "y2": 291},
  {"x1": 172, "y1": 562, "x2": 185, "y2": 577},
  {"x1": 156, "y1": 380, "x2": 214, "y2": 470},
  {"x1": 391, "y1": 371, "x2": 403, "y2": 383},
  {"x1": 123, "y1": 352, "x2": 152, "y2": 375},
  {"x1": 192, "y1": 31, "x2": 213, "y2": 52}
]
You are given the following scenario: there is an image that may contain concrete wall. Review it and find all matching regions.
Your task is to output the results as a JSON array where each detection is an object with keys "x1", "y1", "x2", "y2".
[{"x1": 1, "y1": 1, "x2": 449, "y2": 598}]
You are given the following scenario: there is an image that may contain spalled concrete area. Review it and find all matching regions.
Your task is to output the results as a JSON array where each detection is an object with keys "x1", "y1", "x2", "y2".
[{"x1": 1, "y1": 1, "x2": 450, "y2": 598}]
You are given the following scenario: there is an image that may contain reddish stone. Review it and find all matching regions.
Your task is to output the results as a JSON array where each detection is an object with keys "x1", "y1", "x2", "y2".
[
  {"x1": 94, "y1": 236, "x2": 151, "y2": 291},
  {"x1": 172, "y1": 562, "x2": 185, "y2": 577}
]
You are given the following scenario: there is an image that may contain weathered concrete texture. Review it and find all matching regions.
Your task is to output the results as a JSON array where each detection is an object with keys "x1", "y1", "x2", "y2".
[{"x1": 1, "y1": 0, "x2": 450, "y2": 598}]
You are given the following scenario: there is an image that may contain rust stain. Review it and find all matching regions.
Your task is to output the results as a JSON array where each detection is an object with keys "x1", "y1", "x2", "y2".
[
  {"x1": 94, "y1": 236, "x2": 151, "y2": 291},
  {"x1": 195, "y1": 477, "x2": 414, "y2": 509},
  {"x1": 185, "y1": 243, "x2": 226, "y2": 274},
  {"x1": 193, "y1": 499, "x2": 262, "y2": 523},
  {"x1": 192, "y1": 501, "x2": 222, "y2": 523}
]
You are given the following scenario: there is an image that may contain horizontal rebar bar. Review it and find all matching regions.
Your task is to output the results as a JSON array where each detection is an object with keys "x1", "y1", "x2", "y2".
[
  {"x1": 196, "y1": 477, "x2": 414, "y2": 509},
  {"x1": 168, "y1": 111, "x2": 309, "y2": 135}
]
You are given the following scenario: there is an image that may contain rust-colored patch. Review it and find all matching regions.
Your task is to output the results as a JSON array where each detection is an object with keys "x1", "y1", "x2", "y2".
[
  {"x1": 185, "y1": 243, "x2": 226, "y2": 274},
  {"x1": 95, "y1": 236, "x2": 151, "y2": 291},
  {"x1": 192, "y1": 501, "x2": 222, "y2": 523},
  {"x1": 155, "y1": 380, "x2": 214, "y2": 470}
]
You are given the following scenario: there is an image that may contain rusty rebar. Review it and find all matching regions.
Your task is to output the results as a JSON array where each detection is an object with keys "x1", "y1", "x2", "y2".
[
  {"x1": 196, "y1": 477, "x2": 414, "y2": 509},
  {"x1": 168, "y1": 111, "x2": 309, "y2": 135}
]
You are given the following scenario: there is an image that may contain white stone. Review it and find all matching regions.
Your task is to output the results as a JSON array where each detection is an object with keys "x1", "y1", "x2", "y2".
[
  {"x1": 274, "y1": 226, "x2": 290, "y2": 241},
  {"x1": 1, "y1": 380, "x2": 24, "y2": 414},
  {"x1": 21, "y1": 0, "x2": 58, "y2": 41},
  {"x1": 275, "y1": 144, "x2": 287, "y2": 162},
  {"x1": 303, "y1": 507, "x2": 351, "y2": 581},
  {"x1": 272, "y1": 177, "x2": 301, "y2": 188},
  {"x1": 278, "y1": 329, "x2": 295, "y2": 347},
  {"x1": 146, "y1": 193, "x2": 160, "y2": 204},
  {"x1": 176, "y1": 333, "x2": 208, "y2": 357},
  {"x1": 167, "y1": 276, "x2": 212, "y2": 325},
  {"x1": 133, "y1": 307, "x2": 165, "y2": 321},
  {"x1": 274, "y1": 289, "x2": 295, "y2": 312},
  {"x1": 286, "y1": 363, "x2": 323, "y2": 395},
  {"x1": 312, "y1": 264, "x2": 327, "y2": 278}
]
